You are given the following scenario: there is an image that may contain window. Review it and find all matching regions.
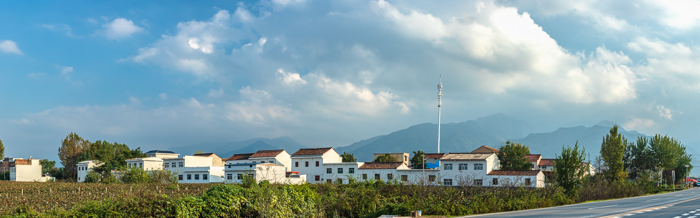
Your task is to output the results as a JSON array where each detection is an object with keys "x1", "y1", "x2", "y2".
[
  {"x1": 195, "y1": 174, "x2": 200, "y2": 180},
  {"x1": 237, "y1": 174, "x2": 242, "y2": 180},
  {"x1": 459, "y1": 164, "x2": 468, "y2": 170},
  {"x1": 171, "y1": 162, "x2": 176, "y2": 168},
  {"x1": 179, "y1": 162, "x2": 184, "y2": 167},
  {"x1": 179, "y1": 175, "x2": 183, "y2": 180},
  {"x1": 337, "y1": 178, "x2": 343, "y2": 184},
  {"x1": 387, "y1": 174, "x2": 393, "y2": 180},
  {"x1": 326, "y1": 168, "x2": 332, "y2": 174},
  {"x1": 474, "y1": 164, "x2": 483, "y2": 170},
  {"x1": 316, "y1": 161, "x2": 319, "y2": 167},
  {"x1": 401, "y1": 175, "x2": 408, "y2": 181},
  {"x1": 139, "y1": 163, "x2": 143, "y2": 167},
  {"x1": 203, "y1": 174, "x2": 208, "y2": 180},
  {"x1": 338, "y1": 168, "x2": 343, "y2": 174},
  {"x1": 261, "y1": 161, "x2": 265, "y2": 163},
  {"x1": 128, "y1": 163, "x2": 131, "y2": 168},
  {"x1": 362, "y1": 174, "x2": 367, "y2": 180},
  {"x1": 429, "y1": 175, "x2": 436, "y2": 182},
  {"x1": 227, "y1": 174, "x2": 232, "y2": 180},
  {"x1": 295, "y1": 162, "x2": 299, "y2": 167},
  {"x1": 475, "y1": 179, "x2": 483, "y2": 186},
  {"x1": 349, "y1": 168, "x2": 355, "y2": 174},
  {"x1": 444, "y1": 179, "x2": 453, "y2": 186},
  {"x1": 187, "y1": 174, "x2": 192, "y2": 180},
  {"x1": 375, "y1": 174, "x2": 381, "y2": 180},
  {"x1": 525, "y1": 178, "x2": 531, "y2": 186},
  {"x1": 315, "y1": 175, "x2": 320, "y2": 181},
  {"x1": 326, "y1": 179, "x2": 332, "y2": 183},
  {"x1": 227, "y1": 165, "x2": 231, "y2": 168},
  {"x1": 444, "y1": 164, "x2": 452, "y2": 170},
  {"x1": 493, "y1": 178, "x2": 499, "y2": 185},
  {"x1": 305, "y1": 161, "x2": 309, "y2": 167}
]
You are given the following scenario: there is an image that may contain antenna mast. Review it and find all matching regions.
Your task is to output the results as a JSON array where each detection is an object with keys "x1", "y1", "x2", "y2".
[{"x1": 437, "y1": 75, "x2": 442, "y2": 154}]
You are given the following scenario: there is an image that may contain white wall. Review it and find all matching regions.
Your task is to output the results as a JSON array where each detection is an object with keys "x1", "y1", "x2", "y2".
[
  {"x1": 291, "y1": 156, "x2": 327, "y2": 183},
  {"x1": 10, "y1": 159, "x2": 43, "y2": 182},
  {"x1": 322, "y1": 162, "x2": 364, "y2": 184},
  {"x1": 176, "y1": 167, "x2": 225, "y2": 184}
]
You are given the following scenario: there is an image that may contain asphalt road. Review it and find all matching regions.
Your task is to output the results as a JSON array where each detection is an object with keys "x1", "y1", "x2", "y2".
[{"x1": 458, "y1": 187, "x2": 700, "y2": 218}]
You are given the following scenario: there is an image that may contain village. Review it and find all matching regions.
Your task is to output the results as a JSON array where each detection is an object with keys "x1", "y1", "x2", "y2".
[{"x1": 1, "y1": 145, "x2": 595, "y2": 188}]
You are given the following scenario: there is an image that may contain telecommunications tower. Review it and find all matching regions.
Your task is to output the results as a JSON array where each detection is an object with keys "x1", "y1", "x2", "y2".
[{"x1": 437, "y1": 75, "x2": 442, "y2": 154}]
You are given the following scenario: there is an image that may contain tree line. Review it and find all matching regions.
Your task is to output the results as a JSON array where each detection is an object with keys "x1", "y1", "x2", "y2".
[{"x1": 56, "y1": 132, "x2": 147, "y2": 181}]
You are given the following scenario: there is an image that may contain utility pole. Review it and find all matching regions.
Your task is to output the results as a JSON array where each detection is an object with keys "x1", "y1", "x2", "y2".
[{"x1": 437, "y1": 75, "x2": 442, "y2": 156}]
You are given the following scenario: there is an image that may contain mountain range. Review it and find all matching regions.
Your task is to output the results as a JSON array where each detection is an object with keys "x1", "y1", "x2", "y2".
[{"x1": 168, "y1": 136, "x2": 306, "y2": 159}]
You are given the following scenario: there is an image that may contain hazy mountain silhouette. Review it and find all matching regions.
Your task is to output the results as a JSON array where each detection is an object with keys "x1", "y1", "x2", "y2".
[
  {"x1": 168, "y1": 136, "x2": 306, "y2": 157},
  {"x1": 222, "y1": 140, "x2": 278, "y2": 157}
]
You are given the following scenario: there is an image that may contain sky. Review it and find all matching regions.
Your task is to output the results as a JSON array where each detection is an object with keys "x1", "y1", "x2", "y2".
[{"x1": 2, "y1": 0, "x2": 700, "y2": 164}]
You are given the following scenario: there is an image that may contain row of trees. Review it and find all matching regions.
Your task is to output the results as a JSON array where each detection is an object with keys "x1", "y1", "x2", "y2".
[{"x1": 58, "y1": 132, "x2": 147, "y2": 181}]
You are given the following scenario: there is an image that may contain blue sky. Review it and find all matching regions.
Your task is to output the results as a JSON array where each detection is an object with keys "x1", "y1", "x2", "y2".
[{"x1": 3, "y1": 0, "x2": 700, "y2": 166}]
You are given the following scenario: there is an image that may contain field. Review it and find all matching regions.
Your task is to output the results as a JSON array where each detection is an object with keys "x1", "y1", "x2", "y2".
[{"x1": 0, "y1": 181, "x2": 213, "y2": 215}]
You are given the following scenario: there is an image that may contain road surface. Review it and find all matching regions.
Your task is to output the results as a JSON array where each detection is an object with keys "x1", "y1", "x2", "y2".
[{"x1": 459, "y1": 187, "x2": 700, "y2": 218}]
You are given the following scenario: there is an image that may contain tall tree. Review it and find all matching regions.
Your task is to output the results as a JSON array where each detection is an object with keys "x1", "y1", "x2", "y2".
[
  {"x1": 58, "y1": 132, "x2": 89, "y2": 181},
  {"x1": 40, "y1": 159, "x2": 55, "y2": 174},
  {"x1": 0, "y1": 137, "x2": 4, "y2": 160},
  {"x1": 374, "y1": 154, "x2": 398, "y2": 162},
  {"x1": 341, "y1": 152, "x2": 357, "y2": 162},
  {"x1": 554, "y1": 142, "x2": 587, "y2": 196},
  {"x1": 623, "y1": 137, "x2": 657, "y2": 180},
  {"x1": 497, "y1": 141, "x2": 533, "y2": 170},
  {"x1": 600, "y1": 125, "x2": 627, "y2": 182},
  {"x1": 410, "y1": 151, "x2": 427, "y2": 169}
]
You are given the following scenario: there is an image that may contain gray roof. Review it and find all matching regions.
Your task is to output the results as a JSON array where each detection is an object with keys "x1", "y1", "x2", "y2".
[
  {"x1": 441, "y1": 153, "x2": 493, "y2": 161},
  {"x1": 225, "y1": 162, "x2": 284, "y2": 167},
  {"x1": 146, "y1": 150, "x2": 177, "y2": 154}
]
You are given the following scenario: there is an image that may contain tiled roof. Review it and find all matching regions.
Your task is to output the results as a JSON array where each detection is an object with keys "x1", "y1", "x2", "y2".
[
  {"x1": 488, "y1": 170, "x2": 541, "y2": 176},
  {"x1": 227, "y1": 153, "x2": 254, "y2": 161},
  {"x1": 250, "y1": 149, "x2": 285, "y2": 158},
  {"x1": 12, "y1": 159, "x2": 31, "y2": 165},
  {"x1": 425, "y1": 153, "x2": 446, "y2": 159},
  {"x1": 193, "y1": 153, "x2": 216, "y2": 157},
  {"x1": 292, "y1": 147, "x2": 333, "y2": 156},
  {"x1": 358, "y1": 162, "x2": 406, "y2": 169},
  {"x1": 525, "y1": 154, "x2": 542, "y2": 162},
  {"x1": 441, "y1": 153, "x2": 493, "y2": 161},
  {"x1": 471, "y1": 145, "x2": 500, "y2": 154},
  {"x1": 146, "y1": 150, "x2": 176, "y2": 154},
  {"x1": 538, "y1": 159, "x2": 555, "y2": 166}
]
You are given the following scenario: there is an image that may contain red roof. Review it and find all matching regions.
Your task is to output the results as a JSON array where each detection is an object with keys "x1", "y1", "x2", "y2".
[
  {"x1": 538, "y1": 159, "x2": 555, "y2": 166},
  {"x1": 250, "y1": 149, "x2": 285, "y2": 158},
  {"x1": 292, "y1": 147, "x2": 333, "y2": 156},
  {"x1": 471, "y1": 145, "x2": 499, "y2": 154},
  {"x1": 425, "y1": 153, "x2": 446, "y2": 159},
  {"x1": 525, "y1": 154, "x2": 541, "y2": 162},
  {"x1": 488, "y1": 170, "x2": 541, "y2": 176},
  {"x1": 226, "y1": 153, "x2": 253, "y2": 161},
  {"x1": 358, "y1": 162, "x2": 406, "y2": 169}
]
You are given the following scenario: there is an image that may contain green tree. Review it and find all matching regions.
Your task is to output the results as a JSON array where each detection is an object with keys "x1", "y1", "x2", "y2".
[
  {"x1": 341, "y1": 152, "x2": 357, "y2": 162},
  {"x1": 195, "y1": 150, "x2": 204, "y2": 154},
  {"x1": 497, "y1": 141, "x2": 533, "y2": 170},
  {"x1": 40, "y1": 159, "x2": 55, "y2": 174},
  {"x1": 374, "y1": 154, "x2": 398, "y2": 162},
  {"x1": 623, "y1": 137, "x2": 657, "y2": 180},
  {"x1": 77, "y1": 140, "x2": 147, "y2": 173},
  {"x1": 410, "y1": 151, "x2": 427, "y2": 169},
  {"x1": 0, "y1": 137, "x2": 4, "y2": 161},
  {"x1": 121, "y1": 167, "x2": 151, "y2": 183},
  {"x1": 554, "y1": 142, "x2": 587, "y2": 196},
  {"x1": 84, "y1": 171, "x2": 101, "y2": 183},
  {"x1": 601, "y1": 125, "x2": 627, "y2": 182},
  {"x1": 58, "y1": 132, "x2": 89, "y2": 181}
]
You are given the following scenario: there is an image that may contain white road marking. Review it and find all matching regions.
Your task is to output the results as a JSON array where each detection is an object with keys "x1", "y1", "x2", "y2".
[
  {"x1": 689, "y1": 216, "x2": 697, "y2": 218},
  {"x1": 645, "y1": 198, "x2": 661, "y2": 201},
  {"x1": 588, "y1": 204, "x2": 618, "y2": 210},
  {"x1": 683, "y1": 213, "x2": 690, "y2": 215}
]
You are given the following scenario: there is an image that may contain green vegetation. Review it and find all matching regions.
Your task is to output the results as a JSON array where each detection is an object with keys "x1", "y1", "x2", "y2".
[
  {"x1": 553, "y1": 142, "x2": 587, "y2": 196},
  {"x1": 39, "y1": 159, "x2": 55, "y2": 174},
  {"x1": 600, "y1": 125, "x2": 627, "y2": 182},
  {"x1": 411, "y1": 150, "x2": 427, "y2": 169},
  {"x1": 0, "y1": 137, "x2": 4, "y2": 161},
  {"x1": 341, "y1": 152, "x2": 357, "y2": 162},
  {"x1": 374, "y1": 153, "x2": 398, "y2": 162},
  {"x1": 57, "y1": 132, "x2": 146, "y2": 181},
  {"x1": 497, "y1": 141, "x2": 533, "y2": 170}
]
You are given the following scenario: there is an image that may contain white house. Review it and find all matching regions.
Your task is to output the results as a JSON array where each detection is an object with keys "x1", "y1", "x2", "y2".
[
  {"x1": 224, "y1": 162, "x2": 305, "y2": 184},
  {"x1": 145, "y1": 150, "x2": 180, "y2": 159},
  {"x1": 77, "y1": 160, "x2": 104, "y2": 182},
  {"x1": 525, "y1": 154, "x2": 542, "y2": 170},
  {"x1": 486, "y1": 170, "x2": 546, "y2": 188},
  {"x1": 322, "y1": 162, "x2": 365, "y2": 184},
  {"x1": 9, "y1": 158, "x2": 53, "y2": 182},
  {"x1": 226, "y1": 150, "x2": 292, "y2": 172},
  {"x1": 225, "y1": 153, "x2": 254, "y2": 164},
  {"x1": 164, "y1": 155, "x2": 225, "y2": 183},
  {"x1": 126, "y1": 157, "x2": 164, "y2": 171},
  {"x1": 192, "y1": 153, "x2": 226, "y2": 167},
  {"x1": 357, "y1": 162, "x2": 411, "y2": 182},
  {"x1": 439, "y1": 152, "x2": 500, "y2": 186},
  {"x1": 537, "y1": 159, "x2": 555, "y2": 171},
  {"x1": 291, "y1": 147, "x2": 342, "y2": 183}
]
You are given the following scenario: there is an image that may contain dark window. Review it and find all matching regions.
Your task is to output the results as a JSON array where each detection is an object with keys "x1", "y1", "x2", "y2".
[
  {"x1": 187, "y1": 174, "x2": 192, "y2": 180},
  {"x1": 444, "y1": 179, "x2": 453, "y2": 186},
  {"x1": 178, "y1": 175, "x2": 183, "y2": 180},
  {"x1": 375, "y1": 174, "x2": 381, "y2": 180},
  {"x1": 337, "y1": 178, "x2": 343, "y2": 184},
  {"x1": 444, "y1": 164, "x2": 452, "y2": 170},
  {"x1": 525, "y1": 178, "x2": 532, "y2": 186},
  {"x1": 305, "y1": 161, "x2": 309, "y2": 167},
  {"x1": 295, "y1": 162, "x2": 299, "y2": 167},
  {"x1": 316, "y1": 161, "x2": 319, "y2": 167},
  {"x1": 474, "y1": 164, "x2": 484, "y2": 170},
  {"x1": 493, "y1": 178, "x2": 498, "y2": 185},
  {"x1": 349, "y1": 168, "x2": 354, "y2": 174},
  {"x1": 429, "y1": 175, "x2": 436, "y2": 182},
  {"x1": 203, "y1": 174, "x2": 208, "y2": 180},
  {"x1": 326, "y1": 179, "x2": 332, "y2": 183},
  {"x1": 475, "y1": 179, "x2": 483, "y2": 186},
  {"x1": 387, "y1": 174, "x2": 393, "y2": 180},
  {"x1": 338, "y1": 168, "x2": 343, "y2": 174},
  {"x1": 195, "y1": 174, "x2": 200, "y2": 180},
  {"x1": 315, "y1": 175, "x2": 320, "y2": 181},
  {"x1": 237, "y1": 174, "x2": 242, "y2": 180},
  {"x1": 459, "y1": 164, "x2": 468, "y2": 170},
  {"x1": 401, "y1": 175, "x2": 408, "y2": 181},
  {"x1": 362, "y1": 174, "x2": 367, "y2": 180},
  {"x1": 171, "y1": 162, "x2": 176, "y2": 168},
  {"x1": 179, "y1": 162, "x2": 184, "y2": 167},
  {"x1": 326, "y1": 168, "x2": 332, "y2": 174},
  {"x1": 227, "y1": 174, "x2": 232, "y2": 180}
]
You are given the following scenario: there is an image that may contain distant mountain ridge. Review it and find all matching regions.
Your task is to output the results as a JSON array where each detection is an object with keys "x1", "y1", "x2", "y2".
[
  {"x1": 513, "y1": 124, "x2": 645, "y2": 158},
  {"x1": 168, "y1": 136, "x2": 307, "y2": 159}
]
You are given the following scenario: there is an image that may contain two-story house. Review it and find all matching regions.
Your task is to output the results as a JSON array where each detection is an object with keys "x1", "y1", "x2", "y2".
[
  {"x1": 77, "y1": 160, "x2": 104, "y2": 182},
  {"x1": 290, "y1": 147, "x2": 342, "y2": 183},
  {"x1": 10, "y1": 158, "x2": 52, "y2": 182},
  {"x1": 164, "y1": 155, "x2": 225, "y2": 183},
  {"x1": 224, "y1": 162, "x2": 305, "y2": 185}
]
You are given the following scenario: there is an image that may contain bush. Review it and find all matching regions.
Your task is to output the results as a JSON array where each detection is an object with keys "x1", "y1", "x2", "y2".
[{"x1": 84, "y1": 171, "x2": 101, "y2": 183}]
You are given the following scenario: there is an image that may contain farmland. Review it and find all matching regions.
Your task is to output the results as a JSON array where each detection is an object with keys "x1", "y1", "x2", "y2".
[{"x1": 0, "y1": 181, "x2": 213, "y2": 215}]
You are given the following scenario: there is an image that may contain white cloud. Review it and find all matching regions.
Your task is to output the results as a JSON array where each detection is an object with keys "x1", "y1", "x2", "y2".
[
  {"x1": 0, "y1": 40, "x2": 23, "y2": 55},
  {"x1": 159, "y1": 93, "x2": 168, "y2": 99},
  {"x1": 623, "y1": 118, "x2": 656, "y2": 132},
  {"x1": 208, "y1": 88, "x2": 224, "y2": 98},
  {"x1": 652, "y1": 0, "x2": 700, "y2": 29},
  {"x1": 657, "y1": 105, "x2": 673, "y2": 120},
  {"x1": 101, "y1": 18, "x2": 144, "y2": 40},
  {"x1": 277, "y1": 69, "x2": 307, "y2": 86}
]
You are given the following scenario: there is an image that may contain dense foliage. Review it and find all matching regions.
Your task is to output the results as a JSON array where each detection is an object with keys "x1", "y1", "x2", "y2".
[
  {"x1": 497, "y1": 141, "x2": 533, "y2": 170},
  {"x1": 341, "y1": 152, "x2": 357, "y2": 162},
  {"x1": 374, "y1": 154, "x2": 398, "y2": 162},
  {"x1": 58, "y1": 133, "x2": 147, "y2": 181},
  {"x1": 410, "y1": 150, "x2": 427, "y2": 169},
  {"x1": 553, "y1": 142, "x2": 587, "y2": 196},
  {"x1": 39, "y1": 159, "x2": 55, "y2": 174},
  {"x1": 0, "y1": 137, "x2": 4, "y2": 161},
  {"x1": 600, "y1": 125, "x2": 627, "y2": 182}
]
